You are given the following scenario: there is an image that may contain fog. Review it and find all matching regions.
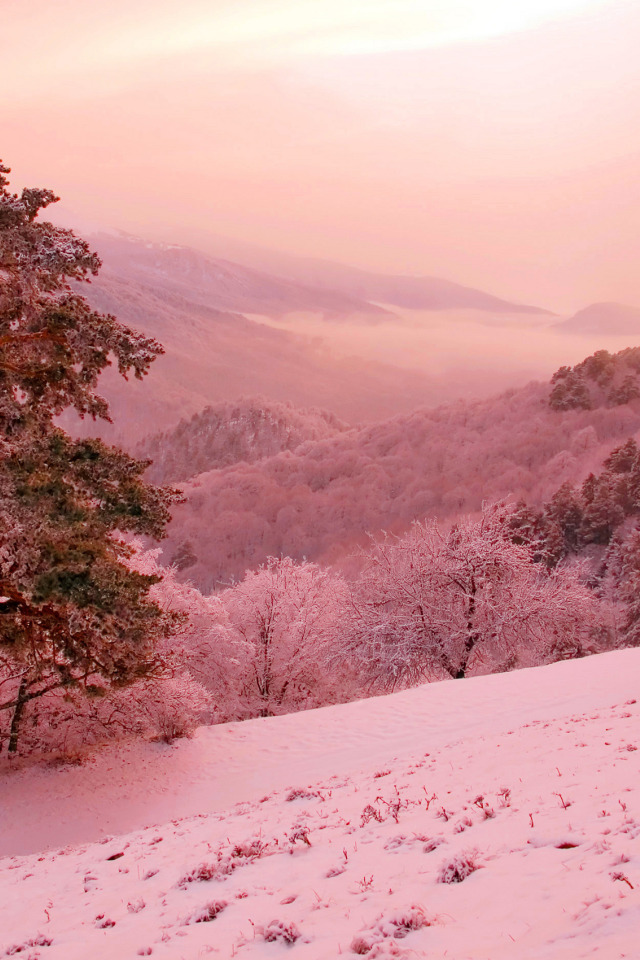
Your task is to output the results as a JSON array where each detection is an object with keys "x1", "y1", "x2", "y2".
[{"x1": 254, "y1": 307, "x2": 639, "y2": 401}]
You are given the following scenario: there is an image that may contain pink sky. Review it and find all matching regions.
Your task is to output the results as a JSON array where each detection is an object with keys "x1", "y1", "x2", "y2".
[{"x1": 3, "y1": 0, "x2": 640, "y2": 309}]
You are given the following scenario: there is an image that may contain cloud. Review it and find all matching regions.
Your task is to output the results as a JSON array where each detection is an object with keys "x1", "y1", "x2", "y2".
[
  {"x1": 3, "y1": 0, "x2": 638, "y2": 309},
  {"x1": 5, "y1": 0, "x2": 611, "y2": 101}
]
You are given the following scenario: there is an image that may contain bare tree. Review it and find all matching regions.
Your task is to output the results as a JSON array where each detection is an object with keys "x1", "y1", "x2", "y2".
[
  {"x1": 222, "y1": 557, "x2": 349, "y2": 716},
  {"x1": 345, "y1": 503, "x2": 609, "y2": 689}
]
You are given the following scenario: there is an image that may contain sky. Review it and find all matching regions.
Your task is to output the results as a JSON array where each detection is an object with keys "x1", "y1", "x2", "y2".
[{"x1": 3, "y1": 0, "x2": 640, "y2": 310}]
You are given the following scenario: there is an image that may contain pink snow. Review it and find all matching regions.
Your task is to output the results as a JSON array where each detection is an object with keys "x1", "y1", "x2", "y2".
[{"x1": 1, "y1": 648, "x2": 639, "y2": 958}]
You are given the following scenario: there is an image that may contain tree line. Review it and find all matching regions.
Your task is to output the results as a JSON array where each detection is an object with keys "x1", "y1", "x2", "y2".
[{"x1": 0, "y1": 160, "x2": 633, "y2": 759}]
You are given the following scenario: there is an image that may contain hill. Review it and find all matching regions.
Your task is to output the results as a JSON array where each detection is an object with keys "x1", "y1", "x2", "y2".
[
  {"x1": 93, "y1": 233, "x2": 392, "y2": 321},
  {"x1": 556, "y1": 302, "x2": 640, "y2": 336},
  {"x1": 156, "y1": 352, "x2": 640, "y2": 589},
  {"x1": 1, "y1": 649, "x2": 639, "y2": 958},
  {"x1": 137, "y1": 398, "x2": 349, "y2": 484},
  {"x1": 63, "y1": 271, "x2": 444, "y2": 445},
  {"x1": 162, "y1": 231, "x2": 551, "y2": 315},
  {"x1": 549, "y1": 347, "x2": 640, "y2": 410}
]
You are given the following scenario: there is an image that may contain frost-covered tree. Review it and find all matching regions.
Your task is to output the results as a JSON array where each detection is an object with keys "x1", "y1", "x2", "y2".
[
  {"x1": 346, "y1": 503, "x2": 606, "y2": 688},
  {"x1": 135, "y1": 547, "x2": 248, "y2": 722},
  {"x1": 548, "y1": 369, "x2": 591, "y2": 411},
  {"x1": 221, "y1": 557, "x2": 349, "y2": 716},
  {"x1": 0, "y1": 659, "x2": 212, "y2": 758},
  {"x1": 0, "y1": 161, "x2": 180, "y2": 754}
]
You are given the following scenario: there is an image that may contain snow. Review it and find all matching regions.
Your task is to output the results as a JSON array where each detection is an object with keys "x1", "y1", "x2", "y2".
[{"x1": 1, "y1": 648, "x2": 639, "y2": 959}]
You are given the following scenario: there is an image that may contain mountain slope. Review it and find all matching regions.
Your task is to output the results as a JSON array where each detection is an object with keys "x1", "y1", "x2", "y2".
[
  {"x1": 1, "y1": 650, "x2": 639, "y2": 959},
  {"x1": 157, "y1": 370, "x2": 640, "y2": 589},
  {"x1": 64, "y1": 272, "x2": 444, "y2": 445},
  {"x1": 556, "y1": 302, "x2": 640, "y2": 335},
  {"x1": 162, "y1": 230, "x2": 551, "y2": 315},
  {"x1": 94, "y1": 233, "x2": 392, "y2": 320}
]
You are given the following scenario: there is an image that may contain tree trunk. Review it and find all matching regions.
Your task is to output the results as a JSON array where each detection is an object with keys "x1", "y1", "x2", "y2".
[
  {"x1": 256, "y1": 623, "x2": 273, "y2": 716},
  {"x1": 7, "y1": 676, "x2": 28, "y2": 754},
  {"x1": 455, "y1": 581, "x2": 479, "y2": 679}
]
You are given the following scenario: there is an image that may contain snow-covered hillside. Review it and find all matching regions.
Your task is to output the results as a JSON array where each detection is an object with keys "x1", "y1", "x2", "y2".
[{"x1": 1, "y1": 650, "x2": 639, "y2": 959}]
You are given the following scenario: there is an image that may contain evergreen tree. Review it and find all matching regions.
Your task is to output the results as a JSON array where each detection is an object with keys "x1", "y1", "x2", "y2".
[
  {"x1": 604, "y1": 526, "x2": 640, "y2": 647},
  {"x1": 548, "y1": 370, "x2": 591, "y2": 410},
  {"x1": 545, "y1": 482, "x2": 584, "y2": 554},
  {"x1": 0, "y1": 161, "x2": 180, "y2": 754},
  {"x1": 603, "y1": 438, "x2": 639, "y2": 475}
]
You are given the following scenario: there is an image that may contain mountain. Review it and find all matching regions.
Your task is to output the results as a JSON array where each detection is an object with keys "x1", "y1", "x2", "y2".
[
  {"x1": 137, "y1": 398, "x2": 349, "y2": 484},
  {"x1": 2, "y1": 649, "x2": 639, "y2": 958},
  {"x1": 192, "y1": 230, "x2": 553, "y2": 314},
  {"x1": 173, "y1": 231, "x2": 551, "y2": 314},
  {"x1": 63, "y1": 270, "x2": 448, "y2": 446},
  {"x1": 95, "y1": 232, "x2": 549, "y2": 318},
  {"x1": 156, "y1": 350, "x2": 640, "y2": 590},
  {"x1": 556, "y1": 301, "x2": 640, "y2": 335},
  {"x1": 255, "y1": 255, "x2": 552, "y2": 314},
  {"x1": 93, "y1": 233, "x2": 392, "y2": 321}
]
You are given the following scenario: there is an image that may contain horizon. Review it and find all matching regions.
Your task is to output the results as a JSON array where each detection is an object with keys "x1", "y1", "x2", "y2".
[{"x1": 3, "y1": 0, "x2": 640, "y2": 312}]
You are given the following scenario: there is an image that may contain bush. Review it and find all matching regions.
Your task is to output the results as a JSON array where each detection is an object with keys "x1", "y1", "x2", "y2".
[{"x1": 437, "y1": 851, "x2": 480, "y2": 883}]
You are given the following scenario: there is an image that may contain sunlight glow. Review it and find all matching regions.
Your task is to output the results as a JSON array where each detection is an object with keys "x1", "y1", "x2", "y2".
[
  {"x1": 98, "y1": 0, "x2": 609, "y2": 64},
  {"x1": 5, "y1": 0, "x2": 609, "y2": 95}
]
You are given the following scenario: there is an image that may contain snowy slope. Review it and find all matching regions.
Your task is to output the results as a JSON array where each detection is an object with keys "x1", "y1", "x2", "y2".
[{"x1": 1, "y1": 650, "x2": 639, "y2": 959}]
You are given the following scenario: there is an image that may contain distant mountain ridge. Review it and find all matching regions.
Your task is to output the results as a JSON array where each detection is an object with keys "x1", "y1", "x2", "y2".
[
  {"x1": 152, "y1": 229, "x2": 551, "y2": 315},
  {"x1": 256, "y1": 256, "x2": 552, "y2": 315},
  {"x1": 93, "y1": 233, "x2": 391, "y2": 321},
  {"x1": 556, "y1": 302, "x2": 640, "y2": 335},
  {"x1": 93, "y1": 232, "x2": 549, "y2": 319}
]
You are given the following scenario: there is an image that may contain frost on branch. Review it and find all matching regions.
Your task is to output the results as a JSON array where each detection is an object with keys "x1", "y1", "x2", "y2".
[
  {"x1": 221, "y1": 557, "x2": 351, "y2": 717},
  {"x1": 342, "y1": 502, "x2": 610, "y2": 688}
]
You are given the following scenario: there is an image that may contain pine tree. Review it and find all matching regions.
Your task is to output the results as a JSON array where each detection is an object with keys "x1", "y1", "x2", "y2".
[
  {"x1": 0, "y1": 161, "x2": 180, "y2": 754},
  {"x1": 548, "y1": 370, "x2": 591, "y2": 410}
]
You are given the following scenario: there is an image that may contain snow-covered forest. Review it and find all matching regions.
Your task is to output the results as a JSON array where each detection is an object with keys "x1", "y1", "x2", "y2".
[
  {"x1": 151, "y1": 351, "x2": 640, "y2": 589},
  {"x1": 2, "y1": 165, "x2": 640, "y2": 759},
  {"x1": 3, "y1": 0, "x2": 640, "y2": 951}
]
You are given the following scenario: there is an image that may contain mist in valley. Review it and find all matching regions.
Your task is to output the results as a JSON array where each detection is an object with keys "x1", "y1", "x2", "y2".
[{"x1": 254, "y1": 305, "x2": 640, "y2": 403}]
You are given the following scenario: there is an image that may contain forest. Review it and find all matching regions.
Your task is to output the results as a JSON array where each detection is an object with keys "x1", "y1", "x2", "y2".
[
  {"x1": 2, "y1": 162, "x2": 640, "y2": 762},
  {"x1": 153, "y1": 350, "x2": 640, "y2": 589}
]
